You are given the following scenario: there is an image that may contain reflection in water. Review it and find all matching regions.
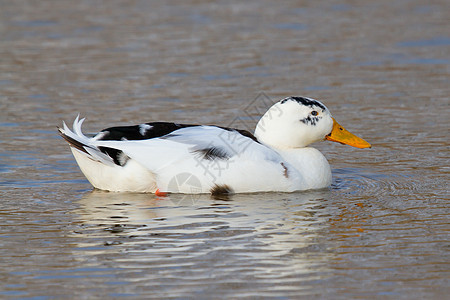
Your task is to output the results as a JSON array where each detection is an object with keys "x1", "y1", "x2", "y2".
[
  {"x1": 72, "y1": 190, "x2": 335, "y2": 295},
  {"x1": 1, "y1": 0, "x2": 448, "y2": 298},
  {"x1": 75, "y1": 189, "x2": 333, "y2": 249}
]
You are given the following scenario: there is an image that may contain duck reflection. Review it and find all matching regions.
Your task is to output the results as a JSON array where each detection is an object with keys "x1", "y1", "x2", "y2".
[
  {"x1": 70, "y1": 189, "x2": 342, "y2": 290},
  {"x1": 74, "y1": 189, "x2": 335, "y2": 256}
]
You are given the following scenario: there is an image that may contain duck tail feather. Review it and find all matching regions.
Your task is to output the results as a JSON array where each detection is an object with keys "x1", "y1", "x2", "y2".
[{"x1": 58, "y1": 116, "x2": 116, "y2": 167}]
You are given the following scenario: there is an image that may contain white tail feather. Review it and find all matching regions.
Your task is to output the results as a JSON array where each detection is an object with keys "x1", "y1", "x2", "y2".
[
  {"x1": 60, "y1": 116, "x2": 116, "y2": 167},
  {"x1": 73, "y1": 115, "x2": 86, "y2": 138}
]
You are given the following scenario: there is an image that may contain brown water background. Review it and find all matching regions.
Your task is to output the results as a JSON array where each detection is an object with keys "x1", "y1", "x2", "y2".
[{"x1": 0, "y1": 0, "x2": 449, "y2": 299}]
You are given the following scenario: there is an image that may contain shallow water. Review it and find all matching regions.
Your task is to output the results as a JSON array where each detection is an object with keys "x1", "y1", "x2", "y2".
[{"x1": 1, "y1": 0, "x2": 449, "y2": 299}]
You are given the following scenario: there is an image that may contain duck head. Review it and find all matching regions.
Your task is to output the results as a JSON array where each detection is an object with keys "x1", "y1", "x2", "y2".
[{"x1": 254, "y1": 96, "x2": 371, "y2": 149}]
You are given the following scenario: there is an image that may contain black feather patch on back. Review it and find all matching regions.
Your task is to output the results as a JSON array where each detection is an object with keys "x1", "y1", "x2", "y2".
[
  {"x1": 97, "y1": 122, "x2": 186, "y2": 165},
  {"x1": 215, "y1": 126, "x2": 259, "y2": 143},
  {"x1": 98, "y1": 122, "x2": 198, "y2": 141},
  {"x1": 97, "y1": 146, "x2": 130, "y2": 166},
  {"x1": 96, "y1": 122, "x2": 260, "y2": 143},
  {"x1": 89, "y1": 122, "x2": 260, "y2": 166},
  {"x1": 192, "y1": 147, "x2": 231, "y2": 160}
]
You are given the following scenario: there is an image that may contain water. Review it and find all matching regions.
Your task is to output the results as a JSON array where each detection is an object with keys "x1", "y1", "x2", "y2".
[{"x1": 1, "y1": 0, "x2": 449, "y2": 298}]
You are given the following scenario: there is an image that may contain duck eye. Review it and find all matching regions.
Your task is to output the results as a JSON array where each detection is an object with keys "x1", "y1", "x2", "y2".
[{"x1": 311, "y1": 111, "x2": 318, "y2": 116}]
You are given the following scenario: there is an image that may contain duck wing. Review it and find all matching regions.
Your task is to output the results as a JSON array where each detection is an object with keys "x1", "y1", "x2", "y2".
[{"x1": 60, "y1": 117, "x2": 296, "y2": 193}]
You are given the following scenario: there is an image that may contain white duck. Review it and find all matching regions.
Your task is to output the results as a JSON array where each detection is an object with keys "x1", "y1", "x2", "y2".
[{"x1": 59, "y1": 96, "x2": 371, "y2": 194}]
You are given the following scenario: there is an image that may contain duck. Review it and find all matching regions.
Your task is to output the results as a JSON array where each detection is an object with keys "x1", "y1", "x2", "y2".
[{"x1": 58, "y1": 96, "x2": 371, "y2": 194}]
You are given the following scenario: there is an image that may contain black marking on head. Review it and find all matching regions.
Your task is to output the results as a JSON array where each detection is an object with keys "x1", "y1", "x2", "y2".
[
  {"x1": 216, "y1": 127, "x2": 259, "y2": 143},
  {"x1": 280, "y1": 96, "x2": 326, "y2": 111},
  {"x1": 300, "y1": 115, "x2": 321, "y2": 126},
  {"x1": 210, "y1": 184, "x2": 233, "y2": 195},
  {"x1": 192, "y1": 147, "x2": 230, "y2": 160},
  {"x1": 280, "y1": 162, "x2": 289, "y2": 178}
]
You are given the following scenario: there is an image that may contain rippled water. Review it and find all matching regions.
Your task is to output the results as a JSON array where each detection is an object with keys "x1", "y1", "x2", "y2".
[{"x1": 1, "y1": 0, "x2": 449, "y2": 298}]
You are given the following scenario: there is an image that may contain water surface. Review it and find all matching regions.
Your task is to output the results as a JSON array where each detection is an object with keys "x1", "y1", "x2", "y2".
[{"x1": 0, "y1": 0, "x2": 448, "y2": 298}]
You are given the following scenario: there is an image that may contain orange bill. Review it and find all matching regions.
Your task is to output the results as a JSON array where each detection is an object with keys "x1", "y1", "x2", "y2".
[{"x1": 325, "y1": 118, "x2": 371, "y2": 148}]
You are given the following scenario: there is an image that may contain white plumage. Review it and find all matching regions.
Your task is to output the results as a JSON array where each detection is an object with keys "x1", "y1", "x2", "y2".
[{"x1": 59, "y1": 96, "x2": 370, "y2": 194}]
